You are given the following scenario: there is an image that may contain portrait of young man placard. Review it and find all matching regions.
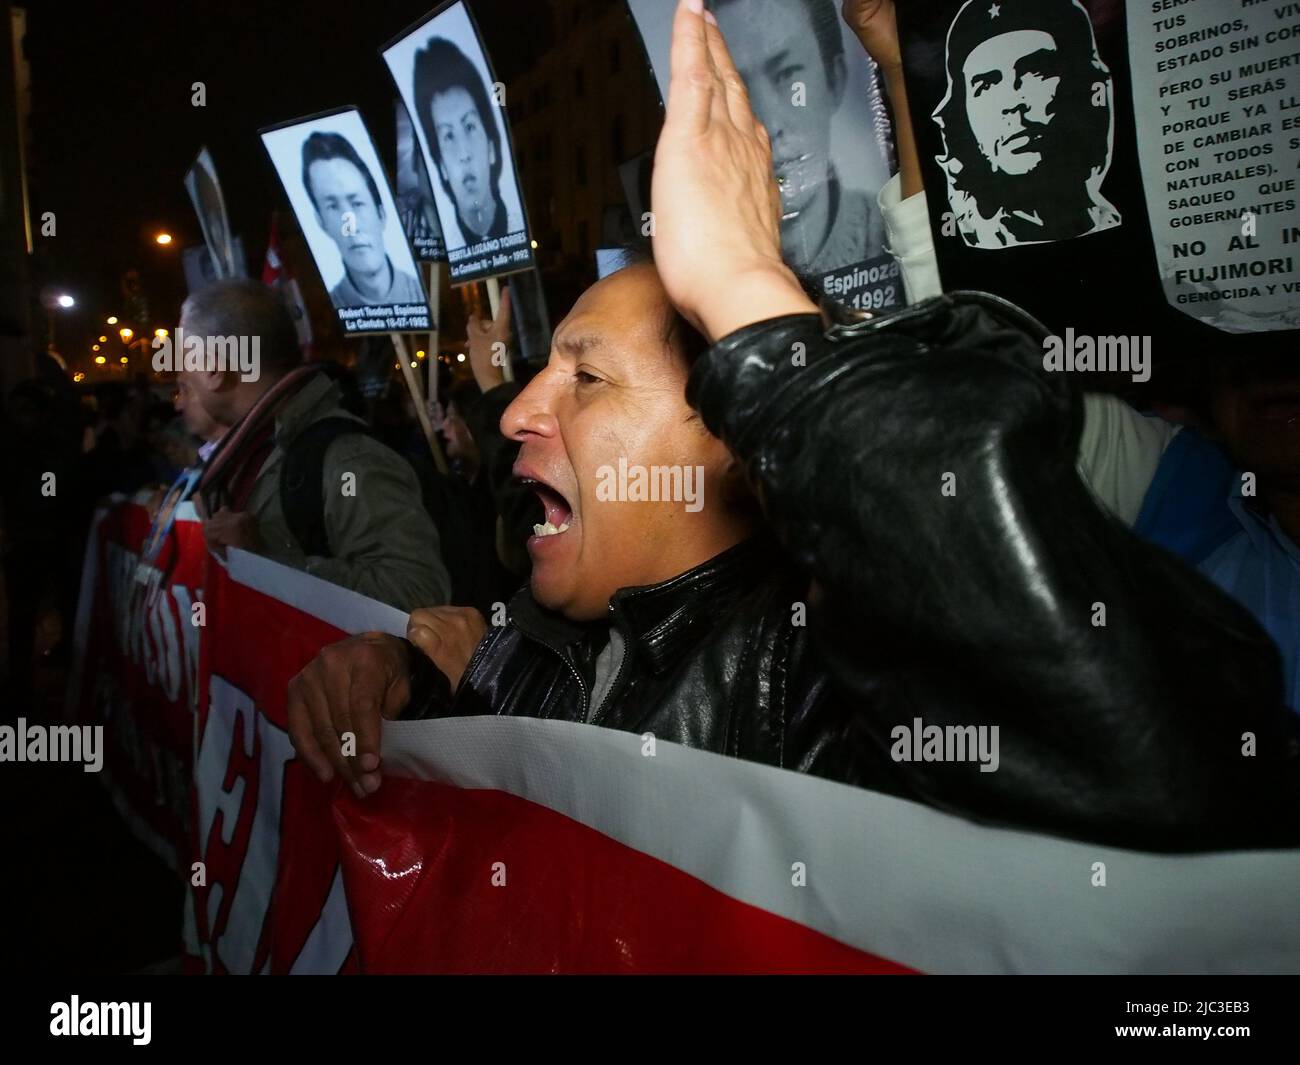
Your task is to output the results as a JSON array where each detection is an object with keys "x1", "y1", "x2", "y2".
[
  {"x1": 261, "y1": 108, "x2": 432, "y2": 335},
  {"x1": 382, "y1": 1, "x2": 535, "y2": 285},
  {"x1": 626, "y1": 0, "x2": 901, "y2": 313}
]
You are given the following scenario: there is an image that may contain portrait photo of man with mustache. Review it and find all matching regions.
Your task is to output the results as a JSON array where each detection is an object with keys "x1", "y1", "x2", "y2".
[{"x1": 931, "y1": 0, "x2": 1122, "y2": 250}]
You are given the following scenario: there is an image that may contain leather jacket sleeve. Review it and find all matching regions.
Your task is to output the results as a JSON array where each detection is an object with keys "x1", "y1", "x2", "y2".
[
  {"x1": 686, "y1": 291, "x2": 1299, "y2": 850},
  {"x1": 400, "y1": 636, "x2": 456, "y2": 720}
]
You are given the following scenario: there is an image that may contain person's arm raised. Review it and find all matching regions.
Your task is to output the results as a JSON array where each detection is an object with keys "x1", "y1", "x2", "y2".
[{"x1": 659, "y1": 2, "x2": 1296, "y2": 849}]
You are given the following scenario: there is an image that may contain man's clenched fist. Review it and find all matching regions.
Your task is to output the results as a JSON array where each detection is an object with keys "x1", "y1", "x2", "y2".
[
  {"x1": 287, "y1": 632, "x2": 411, "y2": 798},
  {"x1": 202, "y1": 506, "x2": 263, "y2": 558}
]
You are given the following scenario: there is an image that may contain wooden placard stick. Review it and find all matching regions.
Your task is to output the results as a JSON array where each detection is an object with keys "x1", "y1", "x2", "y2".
[
  {"x1": 426, "y1": 261, "x2": 441, "y2": 408},
  {"x1": 391, "y1": 331, "x2": 448, "y2": 475}
]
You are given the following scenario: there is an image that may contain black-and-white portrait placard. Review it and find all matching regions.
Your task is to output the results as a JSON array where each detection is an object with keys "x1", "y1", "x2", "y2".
[
  {"x1": 382, "y1": 1, "x2": 535, "y2": 285},
  {"x1": 931, "y1": 0, "x2": 1121, "y2": 250},
  {"x1": 260, "y1": 108, "x2": 432, "y2": 336},
  {"x1": 627, "y1": 0, "x2": 901, "y2": 313},
  {"x1": 396, "y1": 99, "x2": 447, "y2": 262},
  {"x1": 184, "y1": 147, "x2": 242, "y2": 280}
]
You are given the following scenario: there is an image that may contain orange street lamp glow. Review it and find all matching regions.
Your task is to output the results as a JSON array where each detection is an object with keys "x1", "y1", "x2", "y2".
[
  {"x1": 155, "y1": 232, "x2": 173, "y2": 245},
  {"x1": 120, "y1": 356, "x2": 129, "y2": 364},
  {"x1": 416, "y1": 349, "x2": 426, "y2": 359},
  {"x1": 94, "y1": 355, "x2": 106, "y2": 365},
  {"x1": 98, "y1": 335, "x2": 107, "y2": 342},
  {"x1": 73, "y1": 372, "x2": 85, "y2": 382},
  {"x1": 119, "y1": 327, "x2": 133, "y2": 341},
  {"x1": 155, "y1": 328, "x2": 168, "y2": 337},
  {"x1": 92, "y1": 344, "x2": 100, "y2": 351},
  {"x1": 106, "y1": 316, "x2": 118, "y2": 325}
]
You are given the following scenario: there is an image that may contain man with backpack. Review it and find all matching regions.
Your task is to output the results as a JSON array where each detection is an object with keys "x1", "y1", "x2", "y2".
[{"x1": 179, "y1": 279, "x2": 449, "y2": 612}]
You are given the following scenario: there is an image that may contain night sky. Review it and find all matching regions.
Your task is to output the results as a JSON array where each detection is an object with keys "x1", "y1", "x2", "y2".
[{"x1": 23, "y1": 0, "x2": 553, "y2": 354}]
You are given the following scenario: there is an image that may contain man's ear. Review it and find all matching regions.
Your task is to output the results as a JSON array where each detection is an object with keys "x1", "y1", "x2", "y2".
[{"x1": 717, "y1": 449, "x2": 758, "y2": 512}]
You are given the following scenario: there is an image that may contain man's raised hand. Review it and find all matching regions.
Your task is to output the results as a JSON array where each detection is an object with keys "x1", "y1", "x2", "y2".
[{"x1": 651, "y1": 0, "x2": 817, "y2": 343}]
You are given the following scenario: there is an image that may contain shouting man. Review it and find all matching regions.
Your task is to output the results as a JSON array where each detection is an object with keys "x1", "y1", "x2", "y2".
[{"x1": 288, "y1": 0, "x2": 1297, "y2": 852}]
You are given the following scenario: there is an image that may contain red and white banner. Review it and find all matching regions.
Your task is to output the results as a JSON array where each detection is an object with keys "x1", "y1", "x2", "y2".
[
  {"x1": 67, "y1": 496, "x2": 206, "y2": 869},
  {"x1": 315, "y1": 717, "x2": 1300, "y2": 975},
  {"x1": 74, "y1": 503, "x2": 1300, "y2": 974},
  {"x1": 192, "y1": 548, "x2": 405, "y2": 974}
]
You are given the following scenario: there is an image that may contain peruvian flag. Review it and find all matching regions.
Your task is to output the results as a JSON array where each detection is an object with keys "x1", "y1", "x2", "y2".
[{"x1": 262, "y1": 212, "x2": 313, "y2": 355}]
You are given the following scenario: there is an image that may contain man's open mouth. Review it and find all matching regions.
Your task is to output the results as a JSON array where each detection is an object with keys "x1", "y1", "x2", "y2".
[{"x1": 518, "y1": 476, "x2": 573, "y2": 539}]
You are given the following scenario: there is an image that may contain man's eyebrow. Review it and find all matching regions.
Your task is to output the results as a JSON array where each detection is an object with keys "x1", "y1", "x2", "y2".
[
  {"x1": 762, "y1": 49, "x2": 794, "y2": 75},
  {"x1": 553, "y1": 332, "x2": 607, "y2": 358},
  {"x1": 968, "y1": 67, "x2": 1001, "y2": 87}
]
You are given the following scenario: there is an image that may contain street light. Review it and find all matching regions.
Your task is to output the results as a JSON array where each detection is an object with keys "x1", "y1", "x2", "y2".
[
  {"x1": 94, "y1": 355, "x2": 106, "y2": 365},
  {"x1": 155, "y1": 328, "x2": 168, "y2": 338},
  {"x1": 106, "y1": 316, "x2": 118, "y2": 325},
  {"x1": 56, "y1": 294, "x2": 75, "y2": 308},
  {"x1": 155, "y1": 232, "x2": 173, "y2": 246},
  {"x1": 119, "y1": 327, "x2": 133, "y2": 341},
  {"x1": 92, "y1": 344, "x2": 100, "y2": 352}
]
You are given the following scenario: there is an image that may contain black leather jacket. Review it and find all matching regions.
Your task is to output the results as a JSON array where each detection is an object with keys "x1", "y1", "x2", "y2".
[{"x1": 407, "y1": 292, "x2": 1300, "y2": 852}]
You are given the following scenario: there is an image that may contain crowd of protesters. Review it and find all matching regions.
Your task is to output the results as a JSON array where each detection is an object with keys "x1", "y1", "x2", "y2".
[{"x1": 2, "y1": 0, "x2": 1297, "y2": 859}]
